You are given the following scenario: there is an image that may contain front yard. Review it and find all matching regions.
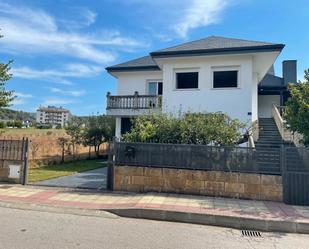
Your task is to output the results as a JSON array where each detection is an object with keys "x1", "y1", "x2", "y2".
[{"x1": 28, "y1": 159, "x2": 107, "y2": 183}]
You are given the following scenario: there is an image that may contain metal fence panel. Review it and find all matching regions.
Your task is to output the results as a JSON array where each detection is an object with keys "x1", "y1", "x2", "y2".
[
  {"x1": 114, "y1": 142, "x2": 275, "y2": 174},
  {"x1": 283, "y1": 147, "x2": 309, "y2": 205}
]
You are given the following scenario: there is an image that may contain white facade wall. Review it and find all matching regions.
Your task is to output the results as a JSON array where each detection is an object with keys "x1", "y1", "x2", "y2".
[
  {"x1": 117, "y1": 71, "x2": 163, "y2": 95},
  {"x1": 160, "y1": 55, "x2": 255, "y2": 123},
  {"x1": 258, "y1": 95, "x2": 280, "y2": 118},
  {"x1": 114, "y1": 55, "x2": 257, "y2": 124}
]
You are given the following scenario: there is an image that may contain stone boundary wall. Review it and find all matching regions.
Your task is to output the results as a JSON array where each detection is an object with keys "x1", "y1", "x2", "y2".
[
  {"x1": 114, "y1": 166, "x2": 283, "y2": 202},
  {"x1": 0, "y1": 160, "x2": 24, "y2": 184}
]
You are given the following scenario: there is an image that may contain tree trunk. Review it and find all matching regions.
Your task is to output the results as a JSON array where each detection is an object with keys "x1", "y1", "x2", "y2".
[{"x1": 61, "y1": 146, "x2": 65, "y2": 163}]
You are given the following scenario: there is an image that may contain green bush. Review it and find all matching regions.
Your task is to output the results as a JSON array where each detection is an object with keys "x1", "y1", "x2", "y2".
[
  {"x1": 13, "y1": 120, "x2": 22, "y2": 128},
  {"x1": 0, "y1": 121, "x2": 6, "y2": 128},
  {"x1": 123, "y1": 112, "x2": 246, "y2": 146},
  {"x1": 6, "y1": 120, "x2": 13, "y2": 127},
  {"x1": 284, "y1": 69, "x2": 309, "y2": 146}
]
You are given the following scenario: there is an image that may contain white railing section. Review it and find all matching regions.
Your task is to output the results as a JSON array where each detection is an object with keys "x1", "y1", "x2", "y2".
[
  {"x1": 107, "y1": 92, "x2": 162, "y2": 110},
  {"x1": 272, "y1": 104, "x2": 303, "y2": 146},
  {"x1": 248, "y1": 134, "x2": 255, "y2": 149}
]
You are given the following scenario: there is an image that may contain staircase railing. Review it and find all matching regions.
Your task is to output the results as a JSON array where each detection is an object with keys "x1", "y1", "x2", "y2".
[
  {"x1": 271, "y1": 104, "x2": 302, "y2": 146},
  {"x1": 248, "y1": 134, "x2": 255, "y2": 149}
]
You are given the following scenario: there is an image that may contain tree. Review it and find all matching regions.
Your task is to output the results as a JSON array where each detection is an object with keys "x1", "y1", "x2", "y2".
[
  {"x1": 65, "y1": 117, "x2": 84, "y2": 159},
  {"x1": 123, "y1": 112, "x2": 246, "y2": 146},
  {"x1": 58, "y1": 137, "x2": 69, "y2": 163},
  {"x1": 0, "y1": 34, "x2": 15, "y2": 108},
  {"x1": 83, "y1": 115, "x2": 115, "y2": 157},
  {"x1": 284, "y1": 69, "x2": 309, "y2": 146}
]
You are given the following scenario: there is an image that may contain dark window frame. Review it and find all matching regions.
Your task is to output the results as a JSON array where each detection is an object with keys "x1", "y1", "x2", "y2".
[
  {"x1": 175, "y1": 72, "x2": 199, "y2": 89},
  {"x1": 213, "y1": 70, "x2": 239, "y2": 89}
]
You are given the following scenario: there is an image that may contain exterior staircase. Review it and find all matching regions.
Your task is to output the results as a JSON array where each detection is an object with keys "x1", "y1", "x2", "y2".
[{"x1": 256, "y1": 118, "x2": 283, "y2": 174}]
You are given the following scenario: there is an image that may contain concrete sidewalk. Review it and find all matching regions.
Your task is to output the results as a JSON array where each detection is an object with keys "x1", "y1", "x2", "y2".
[{"x1": 0, "y1": 184, "x2": 309, "y2": 234}]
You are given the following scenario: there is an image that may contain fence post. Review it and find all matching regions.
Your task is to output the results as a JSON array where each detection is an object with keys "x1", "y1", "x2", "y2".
[
  {"x1": 280, "y1": 143, "x2": 285, "y2": 174},
  {"x1": 22, "y1": 138, "x2": 29, "y2": 185},
  {"x1": 133, "y1": 91, "x2": 139, "y2": 109},
  {"x1": 106, "y1": 92, "x2": 111, "y2": 109},
  {"x1": 106, "y1": 139, "x2": 115, "y2": 191}
]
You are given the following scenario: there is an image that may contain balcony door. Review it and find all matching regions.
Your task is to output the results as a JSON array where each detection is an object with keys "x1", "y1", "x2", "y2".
[{"x1": 148, "y1": 81, "x2": 163, "y2": 95}]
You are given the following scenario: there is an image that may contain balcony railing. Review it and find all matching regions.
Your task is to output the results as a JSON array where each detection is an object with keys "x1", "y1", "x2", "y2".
[{"x1": 106, "y1": 92, "x2": 162, "y2": 110}]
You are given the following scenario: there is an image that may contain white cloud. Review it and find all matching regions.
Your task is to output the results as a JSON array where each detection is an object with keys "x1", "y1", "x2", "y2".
[
  {"x1": 12, "y1": 98, "x2": 25, "y2": 105},
  {"x1": 42, "y1": 97, "x2": 74, "y2": 106},
  {"x1": 49, "y1": 87, "x2": 86, "y2": 97},
  {"x1": 15, "y1": 92, "x2": 32, "y2": 98},
  {"x1": 173, "y1": 0, "x2": 229, "y2": 38},
  {"x1": 0, "y1": 2, "x2": 145, "y2": 64},
  {"x1": 12, "y1": 92, "x2": 33, "y2": 106},
  {"x1": 11, "y1": 63, "x2": 103, "y2": 85}
]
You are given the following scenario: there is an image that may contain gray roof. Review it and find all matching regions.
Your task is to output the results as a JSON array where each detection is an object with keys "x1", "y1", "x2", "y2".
[
  {"x1": 106, "y1": 36, "x2": 284, "y2": 72},
  {"x1": 259, "y1": 74, "x2": 284, "y2": 88},
  {"x1": 153, "y1": 36, "x2": 280, "y2": 52},
  {"x1": 106, "y1": 55, "x2": 159, "y2": 72}
]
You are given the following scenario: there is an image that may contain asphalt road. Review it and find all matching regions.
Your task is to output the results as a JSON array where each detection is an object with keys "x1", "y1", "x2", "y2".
[
  {"x1": 0, "y1": 206, "x2": 309, "y2": 249},
  {"x1": 36, "y1": 167, "x2": 107, "y2": 189}
]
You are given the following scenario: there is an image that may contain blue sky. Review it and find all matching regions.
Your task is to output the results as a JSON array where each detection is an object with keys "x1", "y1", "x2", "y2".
[{"x1": 1, "y1": 0, "x2": 308, "y2": 116}]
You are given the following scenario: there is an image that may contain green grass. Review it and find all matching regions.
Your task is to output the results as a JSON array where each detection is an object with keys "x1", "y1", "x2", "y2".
[{"x1": 28, "y1": 159, "x2": 107, "y2": 183}]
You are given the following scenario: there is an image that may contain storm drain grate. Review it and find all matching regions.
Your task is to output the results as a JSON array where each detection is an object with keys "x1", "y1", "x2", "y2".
[{"x1": 241, "y1": 230, "x2": 262, "y2": 237}]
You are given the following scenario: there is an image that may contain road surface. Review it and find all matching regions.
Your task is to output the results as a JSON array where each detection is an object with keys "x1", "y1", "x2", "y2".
[{"x1": 0, "y1": 206, "x2": 309, "y2": 249}]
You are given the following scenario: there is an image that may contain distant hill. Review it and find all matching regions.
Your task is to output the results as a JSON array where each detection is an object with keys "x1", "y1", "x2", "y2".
[{"x1": 0, "y1": 108, "x2": 36, "y2": 122}]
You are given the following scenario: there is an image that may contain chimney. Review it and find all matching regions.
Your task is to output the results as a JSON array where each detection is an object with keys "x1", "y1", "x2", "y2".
[{"x1": 283, "y1": 60, "x2": 297, "y2": 85}]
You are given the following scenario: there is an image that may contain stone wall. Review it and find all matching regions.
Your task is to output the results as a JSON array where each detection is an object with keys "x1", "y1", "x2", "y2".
[
  {"x1": 0, "y1": 160, "x2": 24, "y2": 184},
  {"x1": 114, "y1": 166, "x2": 283, "y2": 202}
]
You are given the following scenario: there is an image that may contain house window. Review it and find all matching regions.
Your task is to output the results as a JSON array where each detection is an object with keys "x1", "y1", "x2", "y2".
[
  {"x1": 213, "y1": 70, "x2": 238, "y2": 88},
  {"x1": 176, "y1": 72, "x2": 198, "y2": 89},
  {"x1": 148, "y1": 81, "x2": 163, "y2": 95}
]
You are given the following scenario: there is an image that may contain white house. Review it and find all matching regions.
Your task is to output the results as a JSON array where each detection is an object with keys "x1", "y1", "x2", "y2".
[{"x1": 106, "y1": 36, "x2": 296, "y2": 138}]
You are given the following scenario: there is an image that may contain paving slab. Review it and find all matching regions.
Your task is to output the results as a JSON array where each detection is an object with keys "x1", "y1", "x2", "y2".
[{"x1": 0, "y1": 184, "x2": 309, "y2": 234}]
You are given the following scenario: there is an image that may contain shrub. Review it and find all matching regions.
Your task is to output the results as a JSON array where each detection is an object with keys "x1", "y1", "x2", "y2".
[
  {"x1": 13, "y1": 120, "x2": 22, "y2": 128},
  {"x1": 0, "y1": 121, "x2": 6, "y2": 128},
  {"x1": 284, "y1": 69, "x2": 309, "y2": 146},
  {"x1": 123, "y1": 112, "x2": 246, "y2": 146}
]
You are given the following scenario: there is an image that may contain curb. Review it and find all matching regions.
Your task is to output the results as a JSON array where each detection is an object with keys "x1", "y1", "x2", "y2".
[
  {"x1": 0, "y1": 201, "x2": 119, "y2": 219},
  {"x1": 1, "y1": 200, "x2": 309, "y2": 234},
  {"x1": 106, "y1": 208, "x2": 309, "y2": 234}
]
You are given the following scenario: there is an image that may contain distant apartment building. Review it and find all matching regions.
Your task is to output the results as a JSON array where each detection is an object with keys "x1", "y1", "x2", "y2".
[{"x1": 36, "y1": 106, "x2": 71, "y2": 127}]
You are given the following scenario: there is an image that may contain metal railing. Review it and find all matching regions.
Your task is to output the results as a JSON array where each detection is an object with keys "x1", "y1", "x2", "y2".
[
  {"x1": 106, "y1": 92, "x2": 162, "y2": 110},
  {"x1": 272, "y1": 104, "x2": 303, "y2": 146},
  {"x1": 113, "y1": 141, "x2": 271, "y2": 173}
]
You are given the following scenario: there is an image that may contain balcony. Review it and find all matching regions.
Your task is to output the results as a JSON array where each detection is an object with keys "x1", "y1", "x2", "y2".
[{"x1": 106, "y1": 92, "x2": 162, "y2": 116}]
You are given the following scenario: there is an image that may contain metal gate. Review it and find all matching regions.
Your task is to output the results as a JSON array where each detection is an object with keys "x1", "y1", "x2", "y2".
[
  {"x1": 282, "y1": 146, "x2": 309, "y2": 205},
  {"x1": 0, "y1": 138, "x2": 29, "y2": 185}
]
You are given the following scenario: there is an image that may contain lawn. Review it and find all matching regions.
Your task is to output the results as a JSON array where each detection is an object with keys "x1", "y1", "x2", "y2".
[{"x1": 28, "y1": 159, "x2": 107, "y2": 183}]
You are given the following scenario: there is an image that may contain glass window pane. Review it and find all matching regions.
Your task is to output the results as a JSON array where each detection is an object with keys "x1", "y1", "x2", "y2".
[
  {"x1": 158, "y1": 82, "x2": 163, "y2": 95},
  {"x1": 148, "y1": 82, "x2": 157, "y2": 95},
  {"x1": 176, "y1": 72, "x2": 198, "y2": 89},
  {"x1": 213, "y1": 71, "x2": 238, "y2": 88}
]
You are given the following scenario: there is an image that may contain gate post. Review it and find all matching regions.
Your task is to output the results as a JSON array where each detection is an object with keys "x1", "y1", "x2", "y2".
[
  {"x1": 106, "y1": 139, "x2": 115, "y2": 191},
  {"x1": 22, "y1": 138, "x2": 29, "y2": 185}
]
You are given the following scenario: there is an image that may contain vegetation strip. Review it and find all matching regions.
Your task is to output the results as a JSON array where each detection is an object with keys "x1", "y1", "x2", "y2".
[{"x1": 28, "y1": 159, "x2": 107, "y2": 183}]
